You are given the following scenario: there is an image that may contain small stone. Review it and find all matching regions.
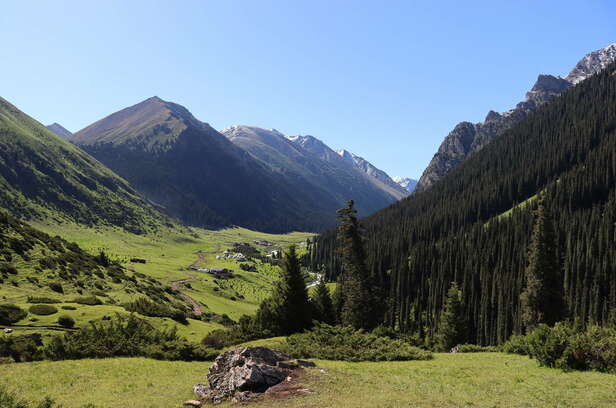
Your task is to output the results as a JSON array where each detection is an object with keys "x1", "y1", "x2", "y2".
[
  {"x1": 297, "y1": 359, "x2": 316, "y2": 368},
  {"x1": 183, "y1": 400, "x2": 202, "y2": 407}
]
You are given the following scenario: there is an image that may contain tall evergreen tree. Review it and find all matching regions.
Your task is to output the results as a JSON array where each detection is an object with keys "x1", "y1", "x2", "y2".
[
  {"x1": 435, "y1": 282, "x2": 468, "y2": 351},
  {"x1": 334, "y1": 200, "x2": 381, "y2": 329},
  {"x1": 311, "y1": 279, "x2": 336, "y2": 325},
  {"x1": 254, "y1": 245, "x2": 312, "y2": 335},
  {"x1": 520, "y1": 196, "x2": 565, "y2": 331}
]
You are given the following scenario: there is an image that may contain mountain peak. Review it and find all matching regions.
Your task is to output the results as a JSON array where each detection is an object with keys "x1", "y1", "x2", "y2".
[
  {"x1": 46, "y1": 122, "x2": 73, "y2": 139},
  {"x1": 566, "y1": 42, "x2": 616, "y2": 84},
  {"x1": 72, "y1": 97, "x2": 212, "y2": 149}
]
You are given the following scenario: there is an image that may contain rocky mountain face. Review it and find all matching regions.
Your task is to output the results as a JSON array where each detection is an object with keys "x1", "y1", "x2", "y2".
[
  {"x1": 415, "y1": 42, "x2": 616, "y2": 193},
  {"x1": 336, "y1": 149, "x2": 409, "y2": 196},
  {"x1": 288, "y1": 135, "x2": 407, "y2": 200},
  {"x1": 73, "y1": 98, "x2": 345, "y2": 233},
  {"x1": 392, "y1": 177, "x2": 417, "y2": 194},
  {"x1": 46, "y1": 122, "x2": 72, "y2": 139},
  {"x1": 0, "y1": 97, "x2": 163, "y2": 233},
  {"x1": 223, "y1": 126, "x2": 404, "y2": 220}
]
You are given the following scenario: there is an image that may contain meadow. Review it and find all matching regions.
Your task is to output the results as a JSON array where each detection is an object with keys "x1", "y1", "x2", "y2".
[{"x1": 2, "y1": 352, "x2": 616, "y2": 407}]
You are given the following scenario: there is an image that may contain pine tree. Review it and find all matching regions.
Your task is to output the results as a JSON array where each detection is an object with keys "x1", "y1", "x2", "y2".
[
  {"x1": 334, "y1": 200, "x2": 381, "y2": 329},
  {"x1": 254, "y1": 245, "x2": 312, "y2": 335},
  {"x1": 520, "y1": 196, "x2": 565, "y2": 331},
  {"x1": 435, "y1": 282, "x2": 468, "y2": 351},
  {"x1": 311, "y1": 279, "x2": 336, "y2": 325}
]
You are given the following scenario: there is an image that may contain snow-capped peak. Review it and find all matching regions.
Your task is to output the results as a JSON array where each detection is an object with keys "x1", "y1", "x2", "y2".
[{"x1": 566, "y1": 42, "x2": 616, "y2": 84}]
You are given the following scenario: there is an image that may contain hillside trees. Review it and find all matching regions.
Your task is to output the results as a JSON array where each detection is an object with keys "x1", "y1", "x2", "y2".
[
  {"x1": 334, "y1": 200, "x2": 383, "y2": 330},
  {"x1": 435, "y1": 282, "x2": 468, "y2": 351},
  {"x1": 253, "y1": 245, "x2": 312, "y2": 335},
  {"x1": 311, "y1": 60, "x2": 616, "y2": 345},
  {"x1": 520, "y1": 196, "x2": 565, "y2": 331},
  {"x1": 311, "y1": 279, "x2": 336, "y2": 325}
]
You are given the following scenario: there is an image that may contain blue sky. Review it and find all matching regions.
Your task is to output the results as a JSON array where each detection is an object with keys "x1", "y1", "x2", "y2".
[{"x1": 2, "y1": 1, "x2": 615, "y2": 179}]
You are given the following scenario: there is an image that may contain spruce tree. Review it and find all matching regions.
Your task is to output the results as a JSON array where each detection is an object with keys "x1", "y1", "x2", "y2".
[
  {"x1": 254, "y1": 245, "x2": 312, "y2": 335},
  {"x1": 334, "y1": 200, "x2": 380, "y2": 329},
  {"x1": 520, "y1": 196, "x2": 565, "y2": 331},
  {"x1": 311, "y1": 279, "x2": 336, "y2": 324},
  {"x1": 435, "y1": 282, "x2": 468, "y2": 351}
]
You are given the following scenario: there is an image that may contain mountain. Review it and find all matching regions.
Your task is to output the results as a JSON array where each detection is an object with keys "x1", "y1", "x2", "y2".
[
  {"x1": 0, "y1": 96, "x2": 163, "y2": 233},
  {"x1": 311, "y1": 59, "x2": 616, "y2": 344},
  {"x1": 392, "y1": 177, "x2": 417, "y2": 194},
  {"x1": 72, "y1": 98, "x2": 339, "y2": 233},
  {"x1": 336, "y1": 149, "x2": 409, "y2": 196},
  {"x1": 287, "y1": 135, "x2": 407, "y2": 200},
  {"x1": 46, "y1": 122, "x2": 72, "y2": 139},
  {"x1": 222, "y1": 126, "x2": 403, "y2": 220},
  {"x1": 415, "y1": 42, "x2": 616, "y2": 192}
]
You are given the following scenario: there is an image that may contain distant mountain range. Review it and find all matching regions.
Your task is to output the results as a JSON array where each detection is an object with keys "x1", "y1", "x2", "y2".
[
  {"x1": 69, "y1": 98, "x2": 409, "y2": 233},
  {"x1": 415, "y1": 42, "x2": 616, "y2": 193}
]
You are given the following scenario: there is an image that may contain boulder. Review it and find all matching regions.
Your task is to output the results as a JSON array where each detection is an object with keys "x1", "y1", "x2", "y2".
[{"x1": 194, "y1": 346, "x2": 313, "y2": 404}]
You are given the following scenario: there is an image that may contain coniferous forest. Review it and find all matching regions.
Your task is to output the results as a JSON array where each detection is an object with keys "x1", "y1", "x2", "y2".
[{"x1": 310, "y1": 61, "x2": 616, "y2": 346}]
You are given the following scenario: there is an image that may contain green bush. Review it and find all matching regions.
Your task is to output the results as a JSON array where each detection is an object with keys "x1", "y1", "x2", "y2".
[
  {"x1": 0, "y1": 335, "x2": 43, "y2": 362},
  {"x1": 503, "y1": 323, "x2": 616, "y2": 373},
  {"x1": 285, "y1": 323, "x2": 433, "y2": 362},
  {"x1": 29, "y1": 304, "x2": 58, "y2": 316},
  {"x1": 0, "y1": 304, "x2": 27, "y2": 325},
  {"x1": 48, "y1": 282, "x2": 64, "y2": 294},
  {"x1": 45, "y1": 314, "x2": 216, "y2": 361},
  {"x1": 455, "y1": 344, "x2": 500, "y2": 353},
  {"x1": 27, "y1": 297, "x2": 61, "y2": 304},
  {"x1": 503, "y1": 334, "x2": 530, "y2": 355},
  {"x1": 124, "y1": 298, "x2": 188, "y2": 324},
  {"x1": 57, "y1": 315, "x2": 75, "y2": 329},
  {"x1": 71, "y1": 296, "x2": 102, "y2": 306}
]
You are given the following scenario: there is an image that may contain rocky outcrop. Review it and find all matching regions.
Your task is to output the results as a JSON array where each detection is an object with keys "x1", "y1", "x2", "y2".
[
  {"x1": 415, "y1": 42, "x2": 616, "y2": 193},
  {"x1": 192, "y1": 346, "x2": 315, "y2": 404}
]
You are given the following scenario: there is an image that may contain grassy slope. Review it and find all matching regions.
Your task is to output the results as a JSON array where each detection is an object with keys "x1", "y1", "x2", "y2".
[
  {"x1": 0, "y1": 97, "x2": 165, "y2": 233},
  {"x1": 2, "y1": 353, "x2": 615, "y2": 408}
]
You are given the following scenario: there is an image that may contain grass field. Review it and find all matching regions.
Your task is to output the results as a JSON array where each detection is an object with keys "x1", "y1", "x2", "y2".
[{"x1": 2, "y1": 353, "x2": 616, "y2": 408}]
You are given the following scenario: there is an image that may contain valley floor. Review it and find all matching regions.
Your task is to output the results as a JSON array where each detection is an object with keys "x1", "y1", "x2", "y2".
[{"x1": 3, "y1": 353, "x2": 616, "y2": 408}]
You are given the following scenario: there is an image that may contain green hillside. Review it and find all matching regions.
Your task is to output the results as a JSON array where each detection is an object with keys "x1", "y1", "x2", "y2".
[{"x1": 0, "y1": 97, "x2": 166, "y2": 234}]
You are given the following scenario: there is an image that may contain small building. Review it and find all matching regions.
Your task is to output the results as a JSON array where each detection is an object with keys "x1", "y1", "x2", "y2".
[
  {"x1": 3, "y1": 328, "x2": 13, "y2": 334},
  {"x1": 254, "y1": 240, "x2": 273, "y2": 246}
]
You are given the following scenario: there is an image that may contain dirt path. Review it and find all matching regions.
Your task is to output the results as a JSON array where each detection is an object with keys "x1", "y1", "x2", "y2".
[{"x1": 170, "y1": 252, "x2": 208, "y2": 316}]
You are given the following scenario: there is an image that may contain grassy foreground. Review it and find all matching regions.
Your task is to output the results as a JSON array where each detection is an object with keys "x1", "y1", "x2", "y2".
[{"x1": 2, "y1": 353, "x2": 616, "y2": 408}]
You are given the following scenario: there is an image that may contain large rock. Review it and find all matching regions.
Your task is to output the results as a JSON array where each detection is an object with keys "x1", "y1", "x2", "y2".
[{"x1": 194, "y1": 346, "x2": 310, "y2": 404}]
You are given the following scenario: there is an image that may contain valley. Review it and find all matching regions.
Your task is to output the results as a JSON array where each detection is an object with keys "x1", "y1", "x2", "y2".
[{"x1": 2, "y1": 4, "x2": 616, "y2": 407}]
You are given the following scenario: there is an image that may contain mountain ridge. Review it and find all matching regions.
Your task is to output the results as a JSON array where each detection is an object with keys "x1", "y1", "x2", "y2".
[{"x1": 415, "y1": 42, "x2": 616, "y2": 192}]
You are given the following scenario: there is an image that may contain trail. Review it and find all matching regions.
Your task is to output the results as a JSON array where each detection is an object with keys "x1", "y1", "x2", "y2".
[{"x1": 170, "y1": 251, "x2": 207, "y2": 316}]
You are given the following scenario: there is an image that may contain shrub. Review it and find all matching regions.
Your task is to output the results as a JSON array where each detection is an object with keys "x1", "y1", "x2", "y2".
[
  {"x1": 57, "y1": 315, "x2": 75, "y2": 329},
  {"x1": 503, "y1": 323, "x2": 616, "y2": 373},
  {"x1": 286, "y1": 323, "x2": 433, "y2": 362},
  {"x1": 0, "y1": 304, "x2": 27, "y2": 325},
  {"x1": 45, "y1": 314, "x2": 216, "y2": 361},
  {"x1": 503, "y1": 334, "x2": 530, "y2": 355},
  {"x1": 0, "y1": 335, "x2": 43, "y2": 362},
  {"x1": 124, "y1": 298, "x2": 188, "y2": 324},
  {"x1": 48, "y1": 282, "x2": 64, "y2": 294},
  {"x1": 0, "y1": 263, "x2": 18, "y2": 275},
  {"x1": 455, "y1": 344, "x2": 500, "y2": 353},
  {"x1": 61, "y1": 306, "x2": 77, "y2": 310},
  {"x1": 71, "y1": 296, "x2": 102, "y2": 306},
  {"x1": 27, "y1": 297, "x2": 61, "y2": 304},
  {"x1": 29, "y1": 304, "x2": 58, "y2": 316}
]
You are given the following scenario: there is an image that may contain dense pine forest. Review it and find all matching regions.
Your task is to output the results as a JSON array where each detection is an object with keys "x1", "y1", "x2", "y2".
[{"x1": 310, "y1": 61, "x2": 616, "y2": 345}]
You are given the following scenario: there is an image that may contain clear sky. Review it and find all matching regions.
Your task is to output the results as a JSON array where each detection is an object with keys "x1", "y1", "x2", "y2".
[{"x1": 2, "y1": 1, "x2": 615, "y2": 179}]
